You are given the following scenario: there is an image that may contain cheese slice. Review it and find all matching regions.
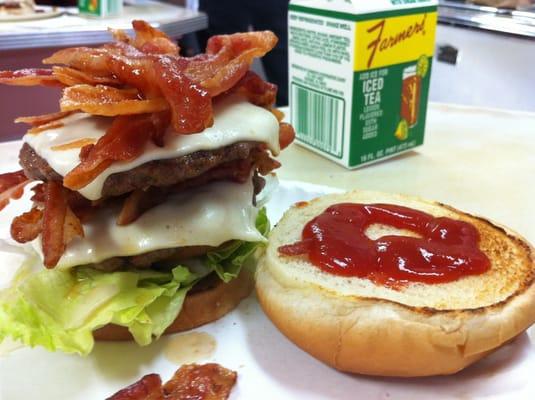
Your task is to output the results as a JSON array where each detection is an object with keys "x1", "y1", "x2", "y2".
[
  {"x1": 32, "y1": 178, "x2": 264, "y2": 270},
  {"x1": 23, "y1": 95, "x2": 280, "y2": 200}
]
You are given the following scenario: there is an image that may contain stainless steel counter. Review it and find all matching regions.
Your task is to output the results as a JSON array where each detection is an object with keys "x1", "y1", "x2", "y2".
[
  {"x1": 438, "y1": 0, "x2": 535, "y2": 37},
  {"x1": 0, "y1": 1, "x2": 207, "y2": 51}
]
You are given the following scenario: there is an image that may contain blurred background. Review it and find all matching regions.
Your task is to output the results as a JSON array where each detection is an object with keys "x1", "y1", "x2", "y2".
[{"x1": 0, "y1": 0, "x2": 534, "y2": 140}]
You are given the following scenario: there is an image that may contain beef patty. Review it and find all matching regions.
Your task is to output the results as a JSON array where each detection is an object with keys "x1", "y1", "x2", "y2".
[{"x1": 19, "y1": 141, "x2": 262, "y2": 198}]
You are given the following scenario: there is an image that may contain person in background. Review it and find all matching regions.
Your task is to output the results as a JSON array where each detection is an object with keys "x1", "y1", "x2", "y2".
[{"x1": 196, "y1": 0, "x2": 289, "y2": 106}]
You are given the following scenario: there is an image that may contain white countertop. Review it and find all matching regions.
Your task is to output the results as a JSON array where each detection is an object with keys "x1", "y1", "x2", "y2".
[{"x1": 277, "y1": 102, "x2": 535, "y2": 244}]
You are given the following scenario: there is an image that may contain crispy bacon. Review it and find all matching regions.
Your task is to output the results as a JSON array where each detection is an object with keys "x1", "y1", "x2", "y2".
[
  {"x1": 163, "y1": 363, "x2": 237, "y2": 400},
  {"x1": 51, "y1": 138, "x2": 97, "y2": 151},
  {"x1": 60, "y1": 84, "x2": 169, "y2": 116},
  {"x1": 63, "y1": 112, "x2": 170, "y2": 190},
  {"x1": 107, "y1": 374, "x2": 163, "y2": 400},
  {"x1": 64, "y1": 207, "x2": 84, "y2": 244},
  {"x1": 10, "y1": 207, "x2": 43, "y2": 243},
  {"x1": 117, "y1": 189, "x2": 160, "y2": 226},
  {"x1": 0, "y1": 170, "x2": 30, "y2": 211},
  {"x1": 271, "y1": 108, "x2": 284, "y2": 122},
  {"x1": 279, "y1": 122, "x2": 296, "y2": 150},
  {"x1": 42, "y1": 26, "x2": 277, "y2": 133},
  {"x1": 198, "y1": 31, "x2": 277, "y2": 97},
  {"x1": 254, "y1": 150, "x2": 281, "y2": 175},
  {"x1": 0, "y1": 68, "x2": 61, "y2": 87},
  {"x1": 107, "y1": 364, "x2": 237, "y2": 400},
  {"x1": 131, "y1": 20, "x2": 180, "y2": 56},
  {"x1": 229, "y1": 71, "x2": 277, "y2": 108},
  {"x1": 42, "y1": 182, "x2": 68, "y2": 268},
  {"x1": 153, "y1": 57, "x2": 212, "y2": 133},
  {"x1": 43, "y1": 47, "x2": 114, "y2": 77},
  {"x1": 15, "y1": 111, "x2": 73, "y2": 127},
  {"x1": 28, "y1": 121, "x2": 65, "y2": 135},
  {"x1": 40, "y1": 182, "x2": 84, "y2": 268},
  {"x1": 53, "y1": 66, "x2": 121, "y2": 87},
  {"x1": 30, "y1": 182, "x2": 45, "y2": 203}
]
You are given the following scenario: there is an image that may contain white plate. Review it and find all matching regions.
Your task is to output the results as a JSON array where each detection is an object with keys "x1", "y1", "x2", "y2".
[
  {"x1": 1, "y1": 180, "x2": 535, "y2": 400},
  {"x1": 0, "y1": 6, "x2": 62, "y2": 22}
]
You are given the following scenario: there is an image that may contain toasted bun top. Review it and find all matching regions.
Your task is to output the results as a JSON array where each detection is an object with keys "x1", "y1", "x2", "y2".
[{"x1": 265, "y1": 190, "x2": 535, "y2": 311}]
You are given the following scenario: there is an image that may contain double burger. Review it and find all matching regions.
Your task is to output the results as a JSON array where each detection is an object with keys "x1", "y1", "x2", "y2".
[{"x1": 0, "y1": 21, "x2": 294, "y2": 355}]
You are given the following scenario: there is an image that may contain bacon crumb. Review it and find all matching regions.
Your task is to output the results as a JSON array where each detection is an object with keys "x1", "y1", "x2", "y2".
[
  {"x1": 0, "y1": 170, "x2": 30, "y2": 212},
  {"x1": 107, "y1": 364, "x2": 237, "y2": 400},
  {"x1": 51, "y1": 138, "x2": 97, "y2": 151}
]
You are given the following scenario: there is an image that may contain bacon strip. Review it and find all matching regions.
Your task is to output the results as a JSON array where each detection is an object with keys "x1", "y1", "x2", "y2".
[
  {"x1": 53, "y1": 66, "x2": 121, "y2": 87},
  {"x1": 43, "y1": 48, "x2": 114, "y2": 77},
  {"x1": 27, "y1": 121, "x2": 65, "y2": 135},
  {"x1": 15, "y1": 111, "x2": 73, "y2": 127},
  {"x1": 0, "y1": 170, "x2": 30, "y2": 211},
  {"x1": 107, "y1": 374, "x2": 163, "y2": 400},
  {"x1": 163, "y1": 364, "x2": 237, "y2": 400},
  {"x1": 199, "y1": 31, "x2": 277, "y2": 97},
  {"x1": 42, "y1": 27, "x2": 277, "y2": 133},
  {"x1": 279, "y1": 122, "x2": 296, "y2": 151},
  {"x1": 60, "y1": 84, "x2": 169, "y2": 116},
  {"x1": 229, "y1": 71, "x2": 277, "y2": 108},
  {"x1": 42, "y1": 182, "x2": 68, "y2": 268},
  {"x1": 153, "y1": 57, "x2": 212, "y2": 133},
  {"x1": 107, "y1": 364, "x2": 237, "y2": 400},
  {"x1": 51, "y1": 138, "x2": 97, "y2": 151},
  {"x1": 117, "y1": 189, "x2": 159, "y2": 226},
  {"x1": 10, "y1": 207, "x2": 43, "y2": 243},
  {"x1": 0, "y1": 68, "x2": 61, "y2": 87},
  {"x1": 131, "y1": 20, "x2": 180, "y2": 56},
  {"x1": 63, "y1": 112, "x2": 170, "y2": 190}
]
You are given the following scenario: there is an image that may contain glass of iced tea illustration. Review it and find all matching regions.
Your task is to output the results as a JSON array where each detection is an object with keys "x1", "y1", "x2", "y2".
[{"x1": 400, "y1": 65, "x2": 421, "y2": 127}]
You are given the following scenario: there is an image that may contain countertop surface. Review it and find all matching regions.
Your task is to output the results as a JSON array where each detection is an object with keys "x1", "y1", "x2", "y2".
[
  {"x1": 277, "y1": 103, "x2": 535, "y2": 244},
  {"x1": 0, "y1": 1, "x2": 207, "y2": 50}
]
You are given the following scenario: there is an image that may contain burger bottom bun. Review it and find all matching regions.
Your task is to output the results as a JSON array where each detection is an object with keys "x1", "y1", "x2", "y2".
[
  {"x1": 255, "y1": 261, "x2": 535, "y2": 377},
  {"x1": 94, "y1": 268, "x2": 254, "y2": 341}
]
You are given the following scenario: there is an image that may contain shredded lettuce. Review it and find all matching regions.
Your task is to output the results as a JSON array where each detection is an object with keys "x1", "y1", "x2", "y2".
[
  {"x1": 206, "y1": 207, "x2": 269, "y2": 282},
  {"x1": 0, "y1": 208, "x2": 269, "y2": 355}
]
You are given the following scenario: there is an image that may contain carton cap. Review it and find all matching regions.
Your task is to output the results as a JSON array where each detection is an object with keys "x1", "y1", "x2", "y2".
[{"x1": 290, "y1": 0, "x2": 438, "y2": 14}]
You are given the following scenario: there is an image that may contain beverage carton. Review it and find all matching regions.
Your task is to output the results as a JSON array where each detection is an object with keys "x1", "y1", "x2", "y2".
[
  {"x1": 288, "y1": 0, "x2": 438, "y2": 168},
  {"x1": 78, "y1": 0, "x2": 123, "y2": 17}
]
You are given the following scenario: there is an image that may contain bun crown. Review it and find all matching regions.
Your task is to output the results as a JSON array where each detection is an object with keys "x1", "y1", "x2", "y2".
[{"x1": 256, "y1": 190, "x2": 535, "y2": 376}]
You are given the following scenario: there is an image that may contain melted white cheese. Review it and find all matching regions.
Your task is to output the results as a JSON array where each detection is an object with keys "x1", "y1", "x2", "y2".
[
  {"x1": 32, "y1": 178, "x2": 264, "y2": 270},
  {"x1": 23, "y1": 95, "x2": 280, "y2": 200}
]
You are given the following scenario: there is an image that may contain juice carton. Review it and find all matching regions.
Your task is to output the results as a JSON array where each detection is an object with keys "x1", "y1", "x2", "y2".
[
  {"x1": 78, "y1": 0, "x2": 123, "y2": 17},
  {"x1": 288, "y1": 0, "x2": 438, "y2": 168}
]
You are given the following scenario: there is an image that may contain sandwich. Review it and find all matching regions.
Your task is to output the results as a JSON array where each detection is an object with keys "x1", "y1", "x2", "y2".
[
  {"x1": 256, "y1": 190, "x2": 535, "y2": 377},
  {"x1": 0, "y1": 21, "x2": 294, "y2": 355},
  {"x1": 0, "y1": 0, "x2": 34, "y2": 16}
]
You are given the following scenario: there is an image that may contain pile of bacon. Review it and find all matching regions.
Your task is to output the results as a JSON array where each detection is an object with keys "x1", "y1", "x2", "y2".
[
  {"x1": 0, "y1": 20, "x2": 294, "y2": 269},
  {"x1": 107, "y1": 363, "x2": 237, "y2": 400}
]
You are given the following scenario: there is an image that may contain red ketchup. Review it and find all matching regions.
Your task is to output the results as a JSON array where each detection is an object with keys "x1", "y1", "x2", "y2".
[{"x1": 278, "y1": 203, "x2": 490, "y2": 286}]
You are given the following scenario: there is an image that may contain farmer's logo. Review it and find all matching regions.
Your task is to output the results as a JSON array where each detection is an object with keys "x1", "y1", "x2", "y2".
[{"x1": 355, "y1": 12, "x2": 436, "y2": 71}]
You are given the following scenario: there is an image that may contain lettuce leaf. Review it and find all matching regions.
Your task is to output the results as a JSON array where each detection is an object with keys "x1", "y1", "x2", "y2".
[
  {"x1": 0, "y1": 264, "x2": 201, "y2": 355},
  {"x1": 205, "y1": 207, "x2": 269, "y2": 283},
  {"x1": 0, "y1": 208, "x2": 269, "y2": 355}
]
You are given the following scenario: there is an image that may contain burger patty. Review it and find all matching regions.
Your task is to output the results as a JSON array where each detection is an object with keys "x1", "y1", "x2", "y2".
[{"x1": 19, "y1": 141, "x2": 262, "y2": 198}]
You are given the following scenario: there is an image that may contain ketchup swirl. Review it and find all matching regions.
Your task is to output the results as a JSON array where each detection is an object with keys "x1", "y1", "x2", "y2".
[{"x1": 278, "y1": 203, "x2": 490, "y2": 285}]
